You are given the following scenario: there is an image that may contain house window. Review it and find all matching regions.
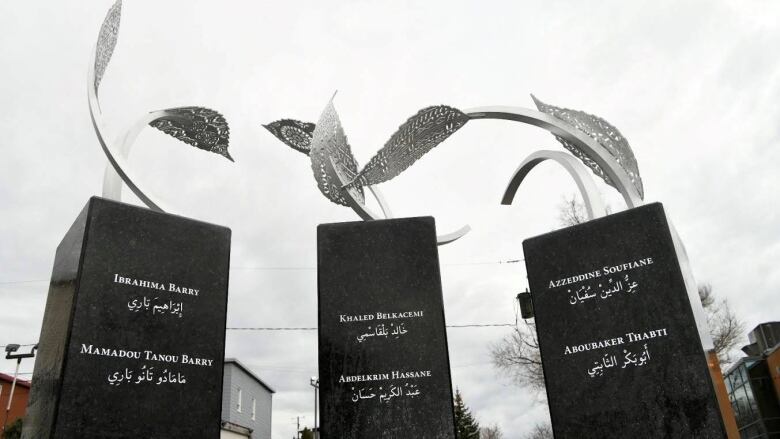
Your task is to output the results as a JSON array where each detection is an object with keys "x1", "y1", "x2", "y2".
[
  {"x1": 236, "y1": 387, "x2": 242, "y2": 413},
  {"x1": 251, "y1": 398, "x2": 256, "y2": 421}
]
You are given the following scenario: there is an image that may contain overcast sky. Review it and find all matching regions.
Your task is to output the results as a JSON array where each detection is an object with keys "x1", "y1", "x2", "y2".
[{"x1": 2, "y1": 1, "x2": 779, "y2": 437}]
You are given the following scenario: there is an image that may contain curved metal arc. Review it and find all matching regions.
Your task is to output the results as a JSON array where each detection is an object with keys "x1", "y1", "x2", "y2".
[
  {"x1": 101, "y1": 111, "x2": 163, "y2": 201},
  {"x1": 88, "y1": 50, "x2": 170, "y2": 212},
  {"x1": 666, "y1": 218, "x2": 714, "y2": 350},
  {"x1": 328, "y1": 157, "x2": 469, "y2": 245},
  {"x1": 328, "y1": 156, "x2": 389, "y2": 221},
  {"x1": 464, "y1": 106, "x2": 643, "y2": 210},
  {"x1": 367, "y1": 186, "x2": 393, "y2": 219},
  {"x1": 336, "y1": 105, "x2": 642, "y2": 246},
  {"x1": 502, "y1": 150, "x2": 608, "y2": 220},
  {"x1": 437, "y1": 224, "x2": 472, "y2": 245}
]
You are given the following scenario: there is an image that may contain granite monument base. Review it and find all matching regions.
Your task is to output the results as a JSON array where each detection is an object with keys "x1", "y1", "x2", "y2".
[
  {"x1": 317, "y1": 217, "x2": 456, "y2": 439},
  {"x1": 523, "y1": 202, "x2": 726, "y2": 438},
  {"x1": 22, "y1": 197, "x2": 231, "y2": 439}
]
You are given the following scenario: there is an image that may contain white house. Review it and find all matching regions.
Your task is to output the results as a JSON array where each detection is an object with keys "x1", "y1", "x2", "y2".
[{"x1": 220, "y1": 358, "x2": 275, "y2": 439}]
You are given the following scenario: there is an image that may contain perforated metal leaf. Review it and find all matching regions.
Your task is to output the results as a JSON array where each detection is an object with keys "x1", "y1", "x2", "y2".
[
  {"x1": 263, "y1": 119, "x2": 316, "y2": 155},
  {"x1": 347, "y1": 105, "x2": 469, "y2": 188},
  {"x1": 309, "y1": 100, "x2": 364, "y2": 206},
  {"x1": 532, "y1": 95, "x2": 644, "y2": 199},
  {"x1": 93, "y1": 0, "x2": 122, "y2": 94},
  {"x1": 150, "y1": 107, "x2": 233, "y2": 162}
]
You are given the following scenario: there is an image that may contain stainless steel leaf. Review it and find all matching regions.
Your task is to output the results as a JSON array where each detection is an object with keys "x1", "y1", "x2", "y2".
[
  {"x1": 94, "y1": 0, "x2": 122, "y2": 94},
  {"x1": 347, "y1": 105, "x2": 469, "y2": 188},
  {"x1": 532, "y1": 95, "x2": 644, "y2": 199},
  {"x1": 150, "y1": 107, "x2": 233, "y2": 162},
  {"x1": 263, "y1": 119, "x2": 316, "y2": 156},
  {"x1": 309, "y1": 100, "x2": 364, "y2": 206}
]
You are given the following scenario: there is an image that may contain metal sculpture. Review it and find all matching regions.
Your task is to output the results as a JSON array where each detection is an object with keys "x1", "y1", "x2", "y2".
[
  {"x1": 263, "y1": 96, "x2": 719, "y2": 361},
  {"x1": 266, "y1": 99, "x2": 644, "y2": 245},
  {"x1": 530, "y1": 95, "x2": 643, "y2": 199},
  {"x1": 89, "y1": 1, "x2": 647, "y2": 244},
  {"x1": 85, "y1": 0, "x2": 714, "y2": 356},
  {"x1": 501, "y1": 150, "x2": 608, "y2": 220},
  {"x1": 89, "y1": 0, "x2": 233, "y2": 212}
]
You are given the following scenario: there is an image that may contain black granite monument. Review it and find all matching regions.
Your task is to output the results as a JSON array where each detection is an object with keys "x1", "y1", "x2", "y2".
[
  {"x1": 22, "y1": 197, "x2": 231, "y2": 439},
  {"x1": 523, "y1": 202, "x2": 726, "y2": 438},
  {"x1": 317, "y1": 217, "x2": 456, "y2": 439}
]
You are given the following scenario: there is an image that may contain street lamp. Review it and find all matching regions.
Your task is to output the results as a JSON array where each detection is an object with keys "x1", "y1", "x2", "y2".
[
  {"x1": 2, "y1": 344, "x2": 37, "y2": 433},
  {"x1": 310, "y1": 377, "x2": 319, "y2": 439}
]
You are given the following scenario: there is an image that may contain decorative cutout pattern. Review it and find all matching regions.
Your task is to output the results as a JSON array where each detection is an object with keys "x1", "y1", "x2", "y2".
[
  {"x1": 94, "y1": 0, "x2": 122, "y2": 94},
  {"x1": 150, "y1": 107, "x2": 233, "y2": 162},
  {"x1": 309, "y1": 100, "x2": 364, "y2": 206},
  {"x1": 532, "y1": 95, "x2": 644, "y2": 199},
  {"x1": 263, "y1": 119, "x2": 316, "y2": 155},
  {"x1": 347, "y1": 105, "x2": 469, "y2": 188}
]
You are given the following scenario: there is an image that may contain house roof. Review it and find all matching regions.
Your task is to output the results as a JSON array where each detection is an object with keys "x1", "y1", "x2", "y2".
[
  {"x1": 0, "y1": 373, "x2": 31, "y2": 389},
  {"x1": 224, "y1": 358, "x2": 275, "y2": 393}
]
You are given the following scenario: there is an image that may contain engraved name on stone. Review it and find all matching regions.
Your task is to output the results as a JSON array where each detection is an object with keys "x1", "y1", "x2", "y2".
[
  {"x1": 340, "y1": 370, "x2": 432, "y2": 404},
  {"x1": 547, "y1": 257, "x2": 654, "y2": 289},
  {"x1": 338, "y1": 370, "x2": 432, "y2": 383},
  {"x1": 338, "y1": 310, "x2": 424, "y2": 323},
  {"x1": 114, "y1": 273, "x2": 202, "y2": 318},
  {"x1": 562, "y1": 328, "x2": 669, "y2": 356},
  {"x1": 79, "y1": 344, "x2": 215, "y2": 367},
  {"x1": 79, "y1": 344, "x2": 215, "y2": 387},
  {"x1": 340, "y1": 309, "x2": 424, "y2": 343},
  {"x1": 543, "y1": 255, "x2": 674, "y2": 377},
  {"x1": 114, "y1": 273, "x2": 200, "y2": 296},
  {"x1": 545, "y1": 257, "x2": 655, "y2": 305},
  {"x1": 77, "y1": 273, "x2": 215, "y2": 388}
]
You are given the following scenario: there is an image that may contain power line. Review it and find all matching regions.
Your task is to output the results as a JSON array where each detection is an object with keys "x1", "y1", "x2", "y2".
[
  {"x1": 227, "y1": 327, "x2": 317, "y2": 331},
  {"x1": 233, "y1": 259, "x2": 523, "y2": 271},
  {"x1": 3, "y1": 322, "x2": 515, "y2": 349},
  {"x1": 0, "y1": 258, "x2": 525, "y2": 285},
  {"x1": 226, "y1": 323, "x2": 513, "y2": 331},
  {"x1": 0, "y1": 279, "x2": 49, "y2": 286},
  {"x1": 231, "y1": 266, "x2": 314, "y2": 271},
  {"x1": 3, "y1": 360, "x2": 497, "y2": 377}
]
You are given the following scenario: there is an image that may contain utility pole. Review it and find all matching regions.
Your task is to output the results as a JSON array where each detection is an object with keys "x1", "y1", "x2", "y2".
[
  {"x1": 310, "y1": 377, "x2": 319, "y2": 439},
  {"x1": 291, "y1": 415, "x2": 305, "y2": 439},
  {"x1": 2, "y1": 344, "x2": 37, "y2": 433}
]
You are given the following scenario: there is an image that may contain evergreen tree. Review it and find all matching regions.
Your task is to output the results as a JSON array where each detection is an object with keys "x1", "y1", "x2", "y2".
[
  {"x1": 453, "y1": 388, "x2": 480, "y2": 439},
  {"x1": 3, "y1": 418, "x2": 23, "y2": 439},
  {"x1": 300, "y1": 427, "x2": 314, "y2": 439}
]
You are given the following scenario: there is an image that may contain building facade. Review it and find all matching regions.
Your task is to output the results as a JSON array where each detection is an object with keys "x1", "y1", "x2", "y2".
[
  {"x1": 221, "y1": 359, "x2": 274, "y2": 439},
  {"x1": 724, "y1": 322, "x2": 780, "y2": 438},
  {"x1": 0, "y1": 373, "x2": 30, "y2": 432},
  {"x1": 768, "y1": 346, "x2": 780, "y2": 402}
]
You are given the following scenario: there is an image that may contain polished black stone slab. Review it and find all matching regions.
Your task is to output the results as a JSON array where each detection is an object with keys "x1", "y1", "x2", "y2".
[
  {"x1": 22, "y1": 197, "x2": 231, "y2": 439},
  {"x1": 523, "y1": 202, "x2": 726, "y2": 439},
  {"x1": 317, "y1": 217, "x2": 455, "y2": 439}
]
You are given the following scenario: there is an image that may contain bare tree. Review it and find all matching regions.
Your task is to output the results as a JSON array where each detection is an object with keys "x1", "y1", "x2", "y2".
[
  {"x1": 479, "y1": 424, "x2": 504, "y2": 439},
  {"x1": 522, "y1": 423, "x2": 553, "y2": 439},
  {"x1": 490, "y1": 195, "x2": 590, "y2": 392},
  {"x1": 557, "y1": 194, "x2": 588, "y2": 227},
  {"x1": 699, "y1": 284, "x2": 745, "y2": 366},
  {"x1": 490, "y1": 320, "x2": 545, "y2": 391},
  {"x1": 557, "y1": 193, "x2": 613, "y2": 227}
]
